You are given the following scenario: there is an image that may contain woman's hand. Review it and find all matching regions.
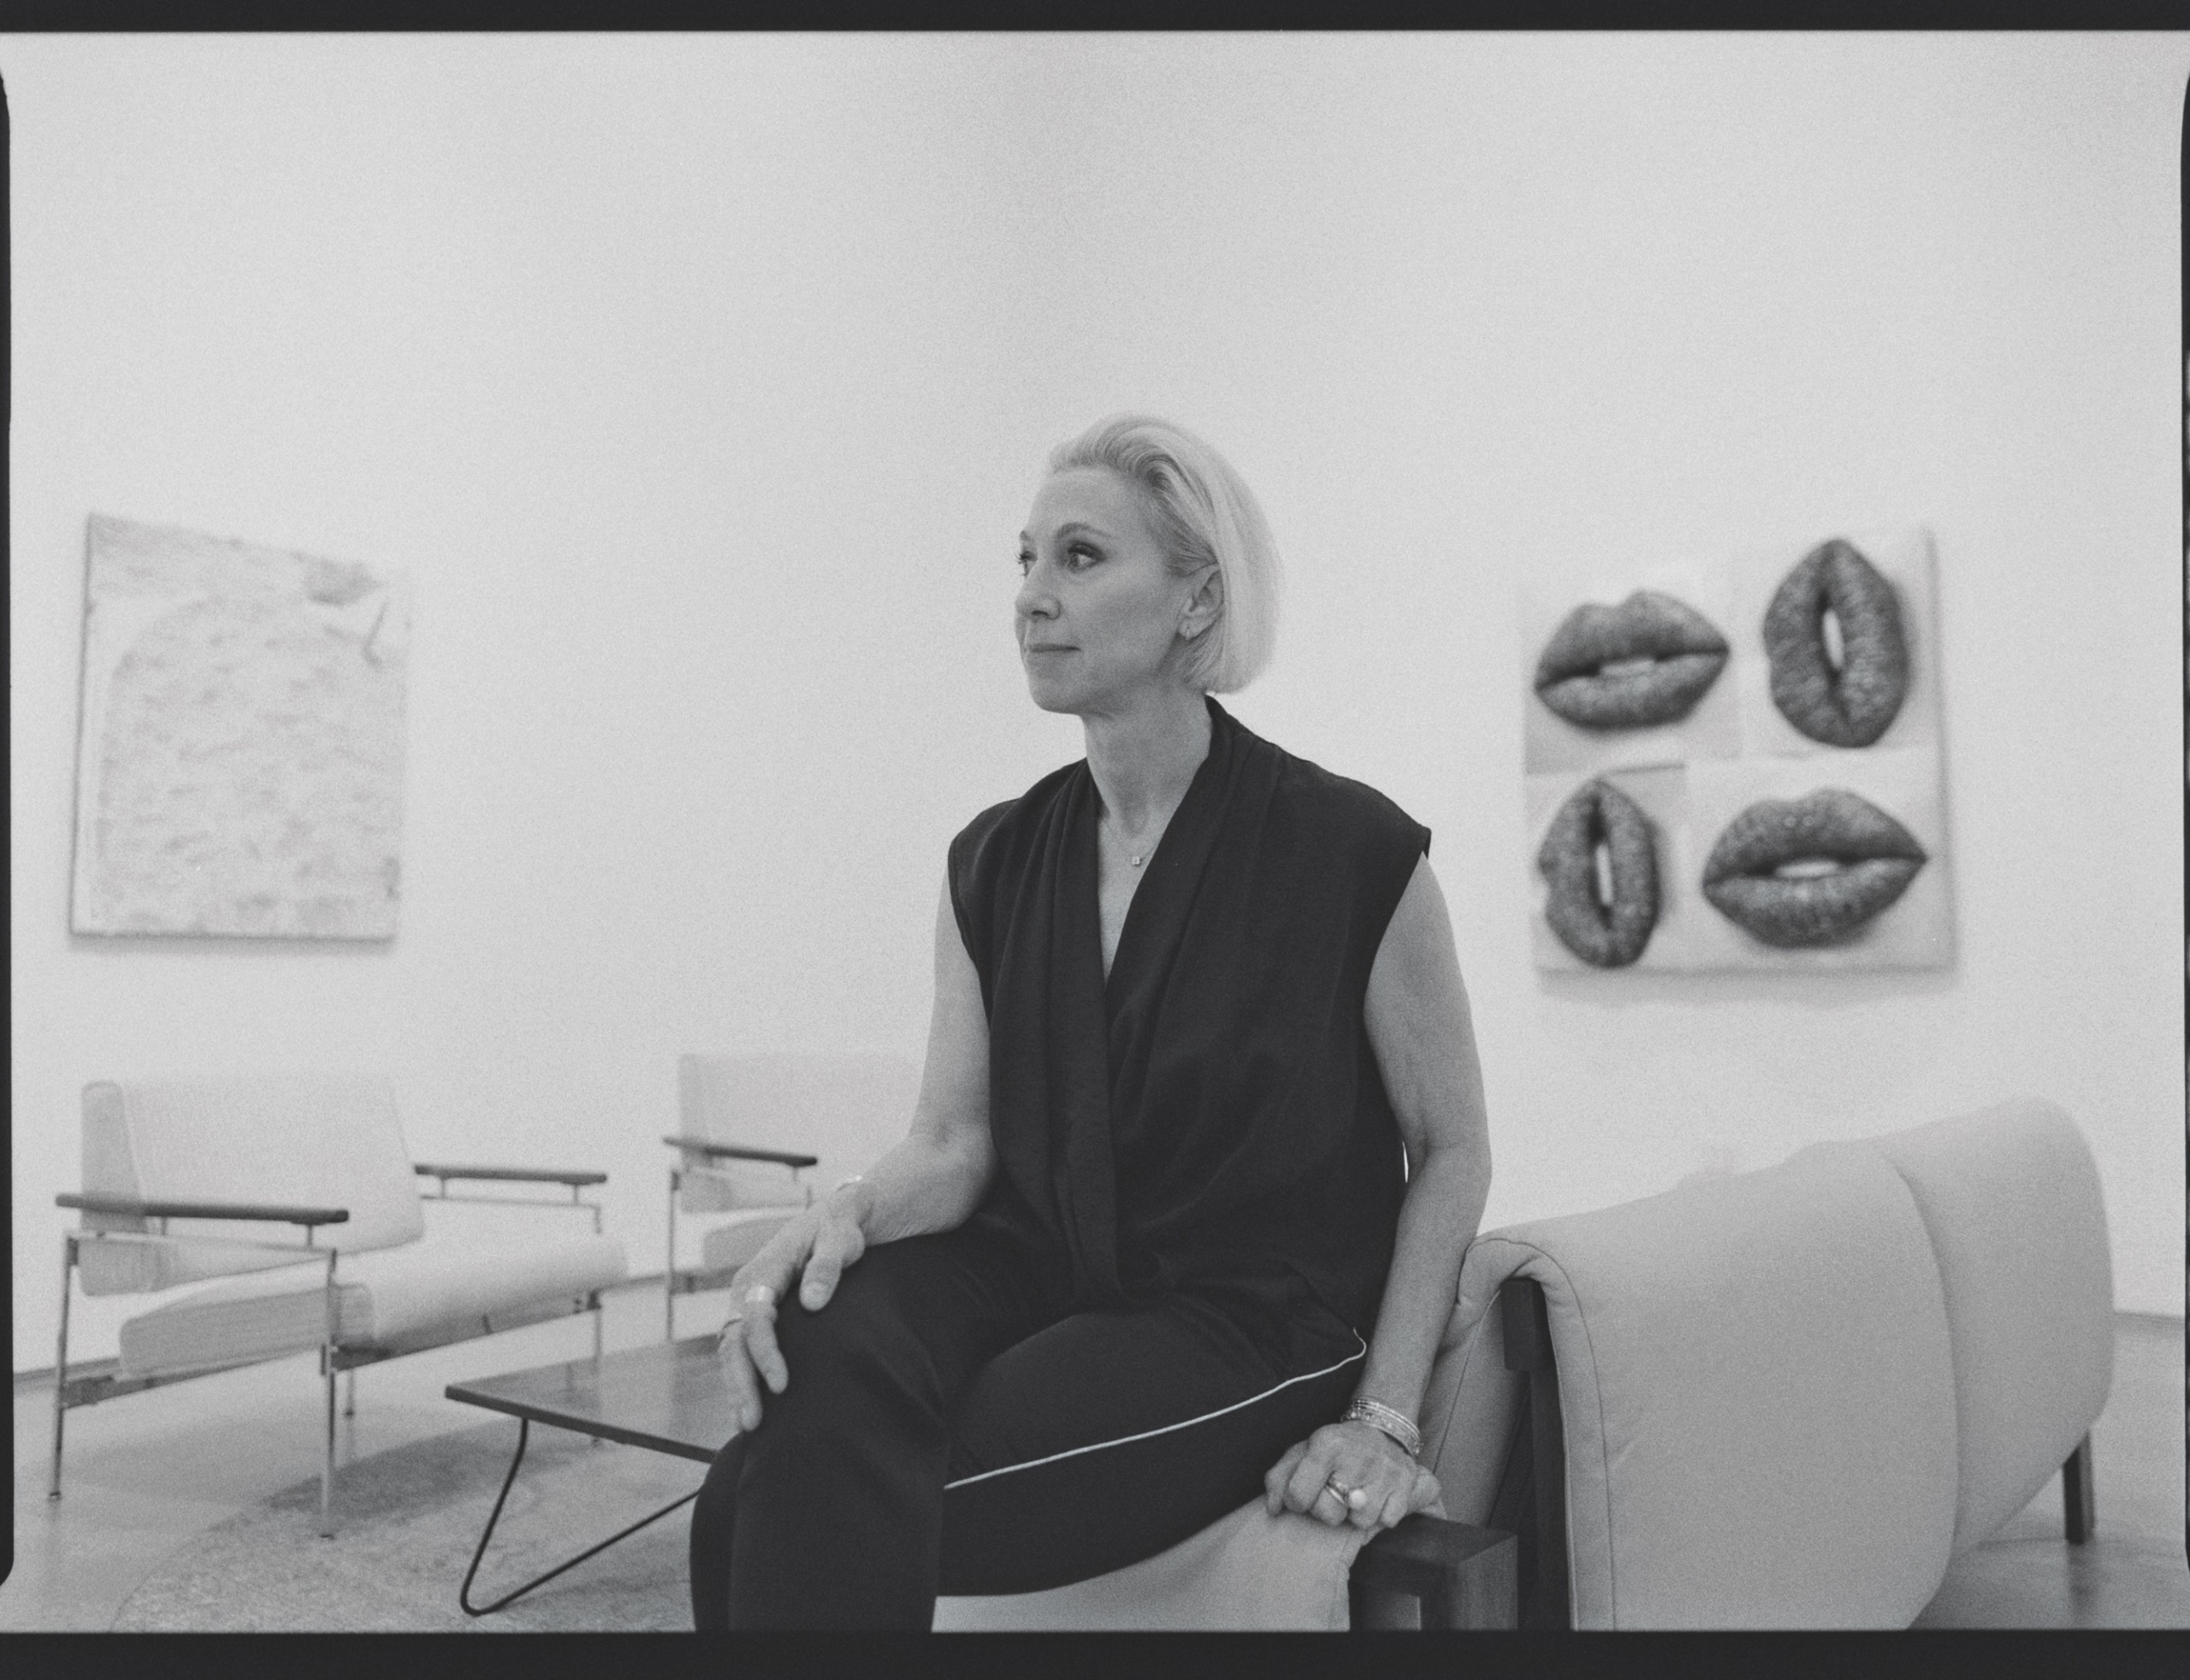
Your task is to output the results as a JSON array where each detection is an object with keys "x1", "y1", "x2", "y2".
[
  {"x1": 715, "y1": 1191, "x2": 868, "y2": 1434},
  {"x1": 1264, "y1": 1419, "x2": 1440, "y2": 1535}
]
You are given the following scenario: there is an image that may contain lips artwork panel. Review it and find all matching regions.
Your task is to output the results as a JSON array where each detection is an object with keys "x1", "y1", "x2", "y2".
[
  {"x1": 1525, "y1": 764, "x2": 1722, "y2": 973},
  {"x1": 1680, "y1": 748, "x2": 1953, "y2": 972},
  {"x1": 1727, "y1": 528, "x2": 1941, "y2": 761},
  {"x1": 1520, "y1": 562, "x2": 1743, "y2": 777}
]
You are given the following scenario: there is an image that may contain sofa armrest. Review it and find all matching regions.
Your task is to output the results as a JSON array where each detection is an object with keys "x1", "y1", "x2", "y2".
[
  {"x1": 1351, "y1": 1514, "x2": 1517, "y2": 1629},
  {"x1": 412, "y1": 1162, "x2": 607, "y2": 1188},
  {"x1": 661, "y1": 1135, "x2": 819, "y2": 1169},
  {"x1": 1453, "y1": 1140, "x2": 1962, "y2": 1629},
  {"x1": 58, "y1": 1191, "x2": 351, "y2": 1229}
]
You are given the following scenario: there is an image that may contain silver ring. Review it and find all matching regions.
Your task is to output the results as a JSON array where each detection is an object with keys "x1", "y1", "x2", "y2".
[
  {"x1": 743, "y1": 1284, "x2": 778, "y2": 1310},
  {"x1": 1324, "y1": 1476, "x2": 1356, "y2": 1504}
]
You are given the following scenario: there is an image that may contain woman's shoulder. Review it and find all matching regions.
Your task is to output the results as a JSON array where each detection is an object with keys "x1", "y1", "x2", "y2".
[
  {"x1": 1251, "y1": 729, "x2": 1430, "y2": 860},
  {"x1": 947, "y1": 759, "x2": 1081, "y2": 876}
]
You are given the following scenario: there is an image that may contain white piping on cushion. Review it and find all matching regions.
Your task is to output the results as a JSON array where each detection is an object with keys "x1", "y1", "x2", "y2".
[{"x1": 944, "y1": 1332, "x2": 1370, "y2": 1491}]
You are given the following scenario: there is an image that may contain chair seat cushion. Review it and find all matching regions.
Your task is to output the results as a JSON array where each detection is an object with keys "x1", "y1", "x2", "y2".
[
  {"x1": 116, "y1": 1233, "x2": 627, "y2": 1379},
  {"x1": 678, "y1": 1165, "x2": 810, "y2": 1216},
  {"x1": 697, "y1": 1211, "x2": 800, "y2": 1277},
  {"x1": 932, "y1": 1494, "x2": 1375, "y2": 1630}
]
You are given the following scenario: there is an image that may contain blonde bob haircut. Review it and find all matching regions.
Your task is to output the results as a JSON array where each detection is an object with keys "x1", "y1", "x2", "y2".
[{"x1": 1047, "y1": 413, "x2": 1282, "y2": 695}]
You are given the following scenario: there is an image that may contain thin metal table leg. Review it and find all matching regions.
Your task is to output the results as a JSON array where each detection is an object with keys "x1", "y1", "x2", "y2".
[
  {"x1": 50, "y1": 1234, "x2": 75, "y2": 1501},
  {"x1": 459, "y1": 1417, "x2": 701, "y2": 1618}
]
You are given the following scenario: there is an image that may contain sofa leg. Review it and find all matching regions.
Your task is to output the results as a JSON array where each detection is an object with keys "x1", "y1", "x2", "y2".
[
  {"x1": 1500, "y1": 1278, "x2": 1571, "y2": 1629},
  {"x1": 2062, "y1": 1433, "x2": 2096, "y2": 1544}
]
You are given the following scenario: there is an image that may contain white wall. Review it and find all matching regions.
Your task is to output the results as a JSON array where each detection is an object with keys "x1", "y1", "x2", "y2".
[{"x1": 10, "y1": 34, "x2": 2184, "y2": 1370}]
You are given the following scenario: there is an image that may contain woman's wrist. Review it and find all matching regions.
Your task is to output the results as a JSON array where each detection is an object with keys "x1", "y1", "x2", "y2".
[{"x1": 1342, "y1": 1395, "x2": 1424, "y2": 1459}]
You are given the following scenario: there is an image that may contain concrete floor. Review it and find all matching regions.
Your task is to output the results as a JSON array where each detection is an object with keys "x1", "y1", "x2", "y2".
[{"x1": 5, "y1": 1280, "x2": 2184, "y2": 1630}]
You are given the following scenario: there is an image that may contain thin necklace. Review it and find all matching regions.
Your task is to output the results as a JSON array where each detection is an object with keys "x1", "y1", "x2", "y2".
[{"x1": 1110, "y1": 813, "x2": 1167, "y2": 870}]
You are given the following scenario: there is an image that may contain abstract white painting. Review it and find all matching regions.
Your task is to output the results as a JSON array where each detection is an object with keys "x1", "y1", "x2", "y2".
[{"x1": 70, "y1": 515, "x2": 409, "y2": 939}]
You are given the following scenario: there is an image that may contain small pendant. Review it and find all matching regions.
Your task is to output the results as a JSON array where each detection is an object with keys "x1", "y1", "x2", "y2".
[{"x1": 1129, "y1": 854, "x2": 1146, "y2": 868}]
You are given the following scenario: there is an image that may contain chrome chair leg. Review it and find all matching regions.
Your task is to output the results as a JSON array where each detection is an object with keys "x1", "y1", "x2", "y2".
[
  {"x1": 50, "y1": 1234, "x2": 75, "y2": 1501},
  {"x1": 665, "y1": 1169, "x2": 679, "y2": 1341},
  {"x1": 319, "y1": 1251, "x2": 339, "y2": 1538},
  {"x1": 343, "y1": 1368, "x2": 358, "y2": 1419}
]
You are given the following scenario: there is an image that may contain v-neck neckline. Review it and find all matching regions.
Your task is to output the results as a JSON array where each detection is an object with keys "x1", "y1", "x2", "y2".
[{"x1": 1091, "y1": 697, "x2": 1234, "y2": 1013}]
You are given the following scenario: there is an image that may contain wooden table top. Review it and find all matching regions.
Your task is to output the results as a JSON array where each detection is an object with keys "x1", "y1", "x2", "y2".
[{"x1": 446, "y1": 1336, "x2": 734, "y2": 1464}]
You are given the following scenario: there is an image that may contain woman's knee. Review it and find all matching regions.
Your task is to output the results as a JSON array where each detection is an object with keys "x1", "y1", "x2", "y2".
[{"x1": 688, "y1": 1438, "x2": 744, "y2": 1630}]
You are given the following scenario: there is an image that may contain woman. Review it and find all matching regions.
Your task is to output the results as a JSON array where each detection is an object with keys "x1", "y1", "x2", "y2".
[{"x1": 689, "y1": 415, "x2": 1493, "y2": 1630}]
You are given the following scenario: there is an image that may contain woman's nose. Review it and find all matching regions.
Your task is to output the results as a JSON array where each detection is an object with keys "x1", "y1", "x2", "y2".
[{"x1": 1015, "y1": 566, "x2": 1057, "y2": 622}]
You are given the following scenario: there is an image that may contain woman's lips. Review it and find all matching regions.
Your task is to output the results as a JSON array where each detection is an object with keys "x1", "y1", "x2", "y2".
[
  {"x1": 1537, "y1": 778, "x2": 1660, "y2": 967},
  {"x1": 1533, "y1": 590, "x2": 1731, "y2": 730},
  {"x1": 1701, "y1": 788, "x2": 1927, "y2": 948},
  {"x1": 1762, "y1": 539, "x2": 1909, "y2": 748}
]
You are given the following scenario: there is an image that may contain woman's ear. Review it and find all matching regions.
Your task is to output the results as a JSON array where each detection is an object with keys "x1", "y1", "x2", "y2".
[{"x1": 1181, "y1": 565, "x2": 1224, "y2": 640}]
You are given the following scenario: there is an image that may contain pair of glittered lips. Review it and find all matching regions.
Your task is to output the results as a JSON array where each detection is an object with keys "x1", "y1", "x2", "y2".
[
  {"x1": 1534, "y1": 541, "x2": 1911, "y2": 746},
  {"x1": 1533, "y1": 591, "x2": 1730, "y2": 731},
  {"x1": 1539, "y1": 782, "x2": 1927, "y2": 965},
  {"x1": 1700, "y1": 787, "x2": 1927, "y2": 949}
]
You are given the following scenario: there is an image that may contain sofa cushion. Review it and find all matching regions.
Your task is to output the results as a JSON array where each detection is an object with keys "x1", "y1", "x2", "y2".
[
  {"x1": 1456, "y1": 1142, "x2": 1959, "y2": 1629},
  {"x1": 77, "y1": 1074, "x2": 425, "y2": 1297},
  {"x1": 932, "y1": 1493, "x2": 1370, "y2": 1630},
  {"x1": 1418, "y1": 1293, "x2": 1524, "y2": 1526},
  {"x1": 1855, "y1": 1097, "x2": 2115, "y2": 1553},
  {"x1": 115, "y1": 1233, "x2": 626, "y2": 1378}
]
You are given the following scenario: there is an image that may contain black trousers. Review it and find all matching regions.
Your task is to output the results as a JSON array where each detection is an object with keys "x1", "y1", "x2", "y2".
[{"x1": 687, "y1": 1222, "x2": 1368, "y2": 1630}]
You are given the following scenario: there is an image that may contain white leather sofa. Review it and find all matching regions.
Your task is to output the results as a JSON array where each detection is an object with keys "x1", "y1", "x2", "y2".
[{"x1": 934, "y1": 1096, "x2": 2113, "y2": 1630}]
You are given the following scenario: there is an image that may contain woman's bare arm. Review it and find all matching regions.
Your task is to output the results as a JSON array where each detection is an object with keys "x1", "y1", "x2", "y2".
[
  {"x1": 1268, "y1": 854, "x2": 1492, "y2": 1530},
  {"x1": 817, "y1": 879, "x2": 997, "y2": 1254},
  {"x1": 719, "y1": 878, "x2": 996, "y2": 1429},
  {"x1": 1352, "y1": 854, "x2": 1493, "y2": 1419}
]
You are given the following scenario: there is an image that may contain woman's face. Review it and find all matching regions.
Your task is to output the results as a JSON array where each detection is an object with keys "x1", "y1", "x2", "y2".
[{"x1": 1015, "y1": 467, "x2": 1205, "y2": 716}]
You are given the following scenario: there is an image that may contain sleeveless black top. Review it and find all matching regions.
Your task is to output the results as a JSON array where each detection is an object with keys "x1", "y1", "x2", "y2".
[{"x1": 946, "y1": 697, "x2": 1431, "y2": 1345}]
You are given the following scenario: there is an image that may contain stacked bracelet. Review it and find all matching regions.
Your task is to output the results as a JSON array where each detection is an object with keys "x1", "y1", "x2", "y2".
[{"x1": 1342, "y1": 1396, "x2": 1423, "y2": 1458}]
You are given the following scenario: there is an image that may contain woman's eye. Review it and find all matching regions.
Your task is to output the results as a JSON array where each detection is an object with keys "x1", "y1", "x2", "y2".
[
  {"x1": 1066, "y1": 545, "x2": 1099, "y2": 570},
  {"x1": 1015, "y1": 553, "x2": 1033, "y2": 576}
]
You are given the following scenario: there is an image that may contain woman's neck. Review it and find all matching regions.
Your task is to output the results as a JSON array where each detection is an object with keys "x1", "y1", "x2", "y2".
[{"x1": 1082, "y1": 688, "x2": 1213, "y2": 837}]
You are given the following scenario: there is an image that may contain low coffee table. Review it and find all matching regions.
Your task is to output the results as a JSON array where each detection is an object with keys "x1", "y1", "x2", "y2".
[{"x1": 446, "y1": 1335, "x2": 731, "y2": 1616}]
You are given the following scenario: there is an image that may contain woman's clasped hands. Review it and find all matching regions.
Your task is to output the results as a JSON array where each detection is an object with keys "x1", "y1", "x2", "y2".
[
  {"x1": 715, "y1": 1191, "x2": 868, "y2": 1435},
  {"x1": 1264, "y1": 1417, "x2": 1441, "y2": 1536}
]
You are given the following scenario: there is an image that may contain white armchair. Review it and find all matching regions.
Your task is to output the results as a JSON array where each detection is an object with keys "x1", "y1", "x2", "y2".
[
  {"x1": 50, "y1": 1073, "x2": 629, "y2": 1535},
  {"x1": 661, "y1": 1051, "x2": 920, "y2": 1338}
]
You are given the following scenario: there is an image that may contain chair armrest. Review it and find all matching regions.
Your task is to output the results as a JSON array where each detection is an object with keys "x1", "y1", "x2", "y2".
[
  {"x1": 57, "y1": 1191, "x2": 351, "y2": 1229},
  {"x1": 412, "y1": 1162, "x2": 608, "y2": 1188},
  {"x1": 660, "y1": 1135, "x2": 819, "y2": 1169},
  {"x1": 1351, "y1": 1513, "x2": 1518, "y2": 1629}
]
